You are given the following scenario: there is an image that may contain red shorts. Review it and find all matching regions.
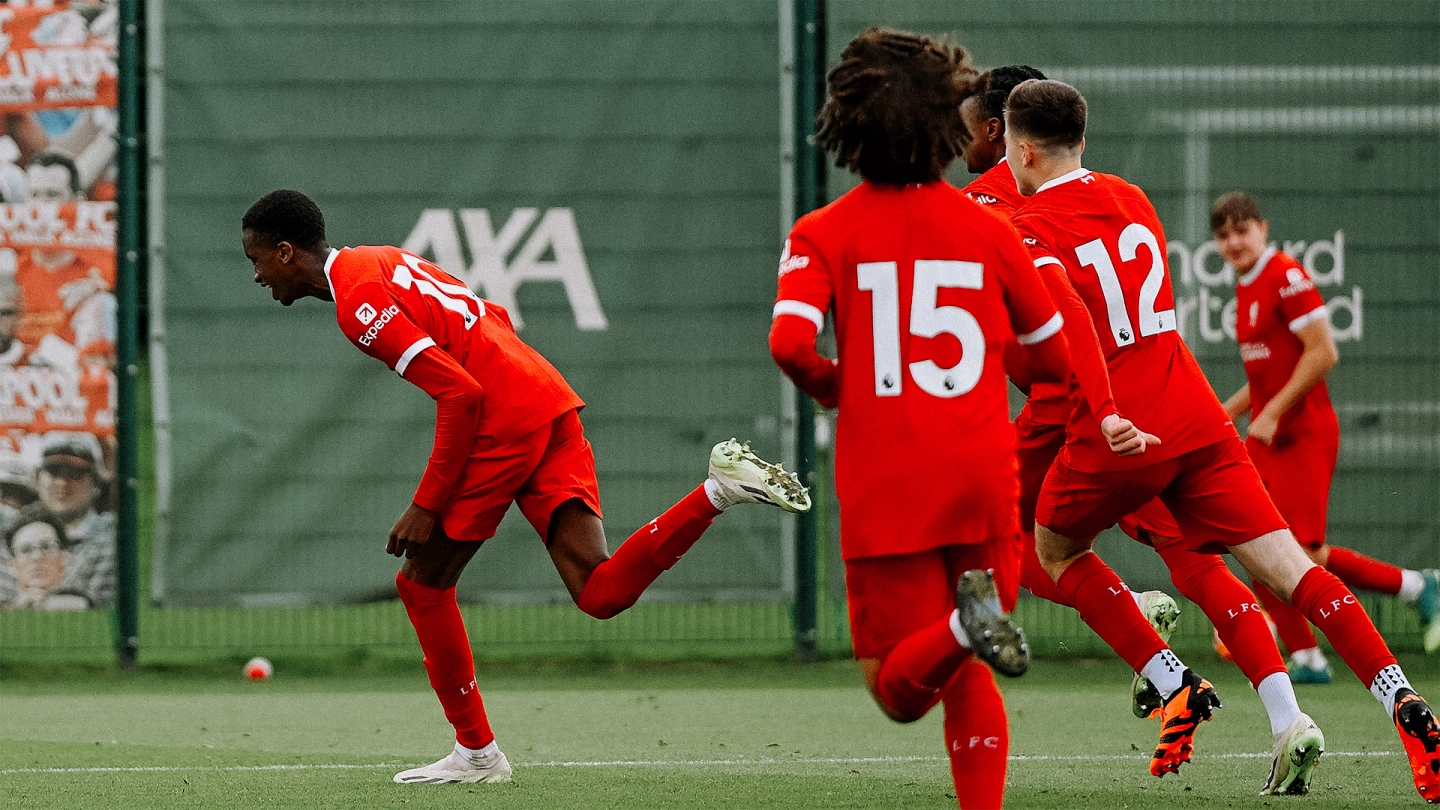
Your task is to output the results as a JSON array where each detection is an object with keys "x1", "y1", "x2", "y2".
[
  {"x1": 1117, "y1": 498, "x2": 1183, "y2": 545},
  {"x1": 1036, "y1": 437, "x2": 1287, "y2": 552},
  {"x1": 440, "y1": 408, "x2": 602, "y2": 543},
  {"x1": 845, "y1": 541, "x2": 1018, "y2": 660},
  {"x1": 1246, "y1": 430, "x2": 1337, "y2": 550},
  {"x1": 1015, "y1": 412, "x2": 1066, "y2": 533}
]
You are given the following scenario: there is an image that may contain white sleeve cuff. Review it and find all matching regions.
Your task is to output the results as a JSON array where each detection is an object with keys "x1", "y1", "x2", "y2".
[
  {"x1": 772, "y1": 300, "x2": 825, "y2": 331},
  {"x1": 395, "y1": 337, "x2": 437, "y2": 376},
  {"x1": 1288, "y1": 305, "x2": 1329, "y2": 333},
  {"x1": 1017, "y1": 312, "x2": 1064, "y2": 345},
  {"x1": 1033, "y1": 256, "x2": 1064, "y2": 270}
]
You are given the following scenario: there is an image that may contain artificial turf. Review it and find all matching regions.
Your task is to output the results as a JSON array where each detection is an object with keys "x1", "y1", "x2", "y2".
[{"x1": 0, "y1": 654, "x2": 1433, "y2": 809}]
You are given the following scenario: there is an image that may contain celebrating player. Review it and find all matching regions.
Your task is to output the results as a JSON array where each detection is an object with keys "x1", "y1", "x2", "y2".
[
  {"x1": 240, "y1": 190, "x2": 810, "y2": 786},
  {"x1": 1006, "y1": 78, "x2": 1440, "y2": 802},
  {"x1": 1212, "y1": 191, "x2": 1440, "y2": 678},
  {"x1": 962, "y1": 67, "x2": 1324, "y2": 794},
  {"x1": 769, "y1": 29, "x2": 1070, "y2": 810},
  {"x1": 962, "y1": 63, "x2": 1187, "y2": 713}
]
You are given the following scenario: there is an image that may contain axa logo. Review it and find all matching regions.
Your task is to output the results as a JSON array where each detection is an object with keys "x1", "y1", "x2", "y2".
[
  {"x1": 402, "y1": 207, "x2": 607, "y2": 331},
  {"x1": 358, "y1": 305, "x2": 399, "y2": 346},
  {"x1": 355, "y1": 303, "x2": 377, "y2": 325},
  {"x1": 778, "y1": 239, "x2": 810, "y2": 276}
]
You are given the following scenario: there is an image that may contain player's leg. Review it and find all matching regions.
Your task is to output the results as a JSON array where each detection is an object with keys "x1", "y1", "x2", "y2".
[
  {"x1": 1318, "y1": 544, "x2": 1440, "y2": 652},
  {"x1": 1251, "y1": 579, "x2": 1330, "y2": 683},
  {"x1": 1168, "y1": 438, "x2": 1440, "y2": 801},
  {"x1": 1014, "y1": 416, "x2": 1072, "y2": 606},
  {"x1": 394, "y1": 528, "x2": 512, "y2": 784},
  {"x1": 941, "y1": 658, "x2": 1009, "y2": 810},
  {"x1": 1114, "y1": 506, "x2": 1186, "y2": 718},
  {"x1": 1037, "y1": 460, "x2": 1220, "y2": 778},
  {"x1": 527, "y1": 414, "x2": 807, "y2": 619},
  {"x1": 1154, "y1": 538, "x2": 1323, "y2": 795}
]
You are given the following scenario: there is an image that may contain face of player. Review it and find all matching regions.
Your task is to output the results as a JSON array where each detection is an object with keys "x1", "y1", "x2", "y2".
[
  {"x1": 243, "y1": 229, "x2": 313, "y2": 307},
  {"x1": 11, "y1": 521, "x2": 64, "y2": 591},
  {"x1": 38, "y1": 462, "x2": 95, "y2": 519},
  {"x1": 1213, "y1": 218, "x2": 1269, "y2": 272},
  {"x1": 26, "y1": 164, "x2": 76, "y2": 203},
  {"x1": 1002, "y1": 126, "x2": 1039, "y2": 196},
  {"x1": 958, "y1": 97, "x2": 1001, "y2": 174}
]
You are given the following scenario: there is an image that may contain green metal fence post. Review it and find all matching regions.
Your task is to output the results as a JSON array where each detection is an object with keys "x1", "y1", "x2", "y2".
[
  {"x1": 791, "y1": 0, "x2": 826, "y2": 663},
  {"x1": 114, "y1": 0, "x2": 144, "y2": 669}
]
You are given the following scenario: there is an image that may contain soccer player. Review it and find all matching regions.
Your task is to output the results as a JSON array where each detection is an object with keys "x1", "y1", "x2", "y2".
[
  {"x1": 1006, "y1": 78, "x2": 1440, "y2": 802},
  {"x1": 962, "y1": 69, "x2": 1322, "y2": 794},
  {"x1": 962, "y1": 64, "x2": 1185, "y2": 688},
  {"x1": 1212, "y1": 191, "x2": 1440, "y2": 678},
  {"x1": 240, "y1": 190, "x2": 811, "y2": 786},
  {"x1": 769, "y1": 29, "x2": 1072, "y2": 810}
]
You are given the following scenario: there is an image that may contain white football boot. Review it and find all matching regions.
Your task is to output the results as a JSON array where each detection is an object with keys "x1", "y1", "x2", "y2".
[
  {"x1": 1130, "y1": 590, "x2": 1182, "y2": 718},
  {"x1": 1259, "y1": 712, "x2": 1324, "y2": 795},
  {"x1": 393, "y1": 741, "x2": 513, "y2": 785},
  {"x1": 707, "y1": 439, "x2": 811, "y2": 513}
]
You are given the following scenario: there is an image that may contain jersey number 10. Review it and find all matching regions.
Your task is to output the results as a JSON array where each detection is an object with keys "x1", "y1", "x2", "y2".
[
  {"x1": 857, "y1": 260, "x2": 984, "y2": 399},
  {"x1": 1074, "y1": 223, "x2": 1175, "y2": 346}
]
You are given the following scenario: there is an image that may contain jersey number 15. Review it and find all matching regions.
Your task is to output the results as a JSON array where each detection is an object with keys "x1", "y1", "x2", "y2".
[{"x1": 857, "y1": 260, "x2": 984, "y2": 399}]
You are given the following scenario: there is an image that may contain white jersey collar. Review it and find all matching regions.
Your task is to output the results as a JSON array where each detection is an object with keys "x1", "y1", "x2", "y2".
[
  {"x1": 1035, "y1": 166, "x2": 1091, "y2": 194},
  {"x1": 323, "y1": 247, "x2": 341, "y2": 299},
  {"x1": 1237, "y1": 245, "x2": 1277, "y2": 287}
]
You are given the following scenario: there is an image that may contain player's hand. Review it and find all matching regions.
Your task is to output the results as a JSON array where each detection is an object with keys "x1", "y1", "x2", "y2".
[
  {"x1": 1101, "y1": 413, "x2": 1161, "y2": 457},
  {"x1": 387, "y1": 503, "x2": 437, "y2": 558},
  {"x1": 1247, "y1": 411, "x2": 1279, "y2": 445}
]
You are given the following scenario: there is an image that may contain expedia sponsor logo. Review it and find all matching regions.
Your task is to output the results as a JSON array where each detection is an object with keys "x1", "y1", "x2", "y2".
[
  {"x1": 969, "y1": 193, "x2": 1000, "y2": 206},
  {"x1": 1023, "y1": 237, "x2": 1038, "y2": 246},
  {"x1": 359, "y1": 305, "x2": 399, "y2": 346},
  {"x1": 355, "y1": 303, "x2": 377, "y2": 324},
  {"x1": 1240, "y1": 341, "x2": 1271, "y2": 362},
  {"x1": 1279, "y1": 267, "x2": 1317, "y2": 298},
  {"x1": 777, "y1": 239, "x2": 810, "y2": 276}
]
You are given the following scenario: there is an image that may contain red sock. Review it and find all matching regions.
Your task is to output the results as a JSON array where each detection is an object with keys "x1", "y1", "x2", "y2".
[
  {"x1": 396, "y1": 572, "x2": 494, "y2": 749},
  {"x1": 1054, "y1": 552, "x2": 1165, "y2": 672},
  {"x1": 1289, "y1": 566, "x2": 1397, "y2": 686},
  {"x1": 1325, "y1": 546, "x2": 1404, "y2": 595},
  {"x1": 942, "y1": 658, "x2": 1008, "y2": 810},
  {"x1": 876, "y1": 613, "x2": 971, "y2": 721},
  {"x1": 1252, "y1": 579, "x2": 1319, "y2": 655},
  {"x1": 577, "y1": 485, "x2": 720, "y2": 619},
  {"x1": 1157, "y1": 543, "x2": 1285, "y2": 688},
  {"x1": 1020, "y1": 531, "x2": 1073, "y2": 607}
]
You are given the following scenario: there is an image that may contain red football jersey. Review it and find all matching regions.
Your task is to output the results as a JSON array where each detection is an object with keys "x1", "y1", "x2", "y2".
[
  {"x1": 325, "y1": 245, "x2": 582, "y2": 446},
  {"x1": 773, "y1": 181, "x2": 1063, "y2": 560},
  {"x1": 962, "y1": 158, "x2": 1027, "y2": 217},
  {"x1": 965, "y1": 159, "x2": 1070, "y2": 426},
  {"x1": 1235, "y1": 247, "x2": 1336, "y2": 435},
  {"x1": 1012, "y1": 169, "x2": 1237, "y2": 471}
]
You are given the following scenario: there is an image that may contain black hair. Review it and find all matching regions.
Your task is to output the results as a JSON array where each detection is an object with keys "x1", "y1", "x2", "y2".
[
  {"x1": 974, "y1": 65, "x2": 1046, "y2": 122},
  {"x1": 5, "y1": 503, "x2": 70, "y2": 553},
  {"x1": 1211, "y1": 191, "x2": 1265, "y2": 231},
  {"x1": 815, "y1": 27, "x2": 978, "y2": 184},
  {"x1": 31, "y1": 151, "x2": 80, "y2": 195},
  {"x1": 242, "y1": 189, "x2": 327, "y2": 251}
]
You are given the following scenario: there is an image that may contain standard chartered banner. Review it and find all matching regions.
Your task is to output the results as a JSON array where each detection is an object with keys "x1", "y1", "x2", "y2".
[
  {"x1": 160, "y1": 1, "x2": 785, "y2": 605},
  {"x1": 0, "y1": 0, "x2": 119, "y2": 611}
]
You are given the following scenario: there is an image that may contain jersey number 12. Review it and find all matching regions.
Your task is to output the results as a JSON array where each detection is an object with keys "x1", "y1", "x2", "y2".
[
  {"x1": 1074, "y1": 223, "x2": 1175, "y2": 346},
  {"x1": 857, "y1": 260, "x2": 984, "y2": 399}
]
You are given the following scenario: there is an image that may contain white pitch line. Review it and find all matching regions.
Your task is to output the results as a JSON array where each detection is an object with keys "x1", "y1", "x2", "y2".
[{"x1": 0, "y1": 751, "x2": 1398, "y2": 776}]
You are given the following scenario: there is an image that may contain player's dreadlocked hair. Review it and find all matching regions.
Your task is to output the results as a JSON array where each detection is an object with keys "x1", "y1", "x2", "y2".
[
  {"x1": 815, "y1": 27, "x2": 978, "y2": 185},
  {"x1": 974, "y1": 65, "x2": 1047, "y2": 123},
  {"x1": 242, "y1": 189, "x2": 327, "y2": 251}
]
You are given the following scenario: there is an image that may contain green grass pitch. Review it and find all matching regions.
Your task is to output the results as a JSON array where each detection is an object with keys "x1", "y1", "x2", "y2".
[{"x1": 1, "y1": 654, "x2": 1433, "y2": 809}]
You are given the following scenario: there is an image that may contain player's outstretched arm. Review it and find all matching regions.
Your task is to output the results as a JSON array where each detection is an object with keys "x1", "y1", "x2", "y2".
[{"x1": 1223, "y1": 383, "x2": 1251, "y2": 422}]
